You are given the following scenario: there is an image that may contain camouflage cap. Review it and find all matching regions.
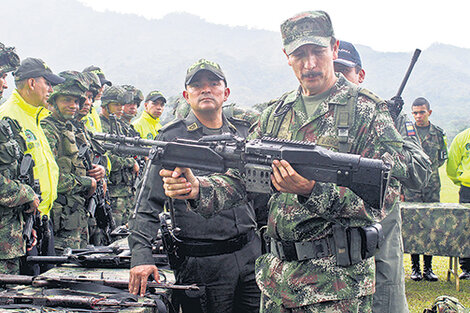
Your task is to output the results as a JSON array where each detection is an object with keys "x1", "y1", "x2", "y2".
[
  {"x1": 83, "y1": 71, "x2": 101, "y2": 95},
  {"x1": 83, "y1": 65, "x2": 112, "y2": 87},
  {"x1": 122, "y1": 84, "x2": 144, "y2": 106},
  {"x1": 281, "y1": 11, "x2": 335, "y2": 55},
  {"x1": 185, "y1": 59, "x2": 226, "y2": 86},
  {"x1": 145, "y1": 90, "x2": 166, "y2": 103},
  {"x1": 101, "y1": 85, "x2": 131, "y2": 107},
  {"x1": 14, "y1": 57, "x2": 65, "y2": 85},
  {"x1": 0, "y1": 43, "x2": 20, "y2": 74},
  {"x1": 48, "y1": 70, "x2": 88, "y2": 105}
]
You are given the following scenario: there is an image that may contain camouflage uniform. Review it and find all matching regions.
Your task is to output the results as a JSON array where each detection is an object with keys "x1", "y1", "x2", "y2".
[
  {"x1": 100, "y1": 115, "x2": 136, "y2": 226},
  {"x1": 403, "y1": 122, "x2": 447, "y2": 202},
  {"x1": 402, "y1": 121, "x2": 447, "y2": 279},
  {"x1": 99, "y1": 87, "x2": 136, "y2": 226},
  {"x1": 41, "y1": 75, "x2": 93, "y2": 252},
  {"x1": 191, "y1": 75, "x2": 407, "y2": 312},
  {"x1": 0, "y1": 44, "x2": 31, "y2": 273},
  {"x1": 374, "y1": 112, "x2": 431, "y2": 313},
  {"x1": 0, "y1": 118, "x2": 35, "y2": 274}
]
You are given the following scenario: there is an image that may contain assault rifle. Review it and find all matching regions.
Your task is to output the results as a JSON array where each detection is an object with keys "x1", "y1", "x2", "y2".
[
  {"x1": 78, "y1": 144, "x2": 116, "y2": 244},
  {"x1": 0, "y1": 273, "x2": 199, "y2": 291},
  {"x1": 93, "y1": 133, "x2": 391, "y2": 210},
  {"x1": 387, "y1": 48, "x2": 421, "y2": 121},
  {"x1": 18, "y1": 154, "x2": 50, "y2": 255}
]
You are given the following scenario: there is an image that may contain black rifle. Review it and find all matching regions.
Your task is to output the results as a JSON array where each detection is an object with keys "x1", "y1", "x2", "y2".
[
  {"x1": 387, "y1": 48, "x2": 422, "y2": 120},
  {"x1": 18, "y1": 154, "x2": 47, "y2": 252},
  {"x1": 78, "y1": 144, "x2": 116, "y2": 244},
  {"x1": 0, "y1": 274, "x2": 199, "y2": 292},
  {"x1": 93, "y1": 133, "x2": 391, "y2": 210},
  {"x1": 26, "y1": 247, "x2": 169, "y2": 269}
]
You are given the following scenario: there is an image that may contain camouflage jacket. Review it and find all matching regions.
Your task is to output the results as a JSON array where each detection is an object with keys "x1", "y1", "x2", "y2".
[
  {"x1": 0, "y1": 119, "x2": 35, "y2": 259},
  {"x1": 100, "y1": 115, "x2": 136, "y2": 197},
  {"x1": 191, "y1": 76, "x2": 407, "y2": 307},
  {"x1": 40, "y1": 116, "x2": 93, "y2": 233},
  {"x1": 403, "y1": 122, "x2": 447, "y2": 201}
]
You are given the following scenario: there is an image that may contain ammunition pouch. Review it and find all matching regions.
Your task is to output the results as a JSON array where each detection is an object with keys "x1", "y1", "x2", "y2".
[
  {"x1": 269, "y1": 224, "x2": 383, "y2": 266},
  {"x1": 52, "y1": 194, "x2": 87, "y2": 232},
  {"x1": 177, "y1": 230, "x2": 254, "y2": 258}
]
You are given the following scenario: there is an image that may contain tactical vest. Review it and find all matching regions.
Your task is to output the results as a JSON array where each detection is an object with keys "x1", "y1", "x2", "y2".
[{"x1": 265, "y1": 85, "x2": 376, "y2": 153}]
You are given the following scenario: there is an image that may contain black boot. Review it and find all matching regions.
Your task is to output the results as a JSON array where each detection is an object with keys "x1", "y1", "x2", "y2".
[
  {"x1": 410, "y1": 254, "x2": 422, "y2": 281},
  {"x1": 423, "y1": 255, "x2": 438, "y2": 281},
  {"x1": 459, "y1": 270, "x2": 470, "y2": 280}
]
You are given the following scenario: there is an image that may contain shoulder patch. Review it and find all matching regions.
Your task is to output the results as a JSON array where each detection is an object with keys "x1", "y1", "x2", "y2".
[{"x1": 404, "y1": 121, "x2": 417, "y2": 137}]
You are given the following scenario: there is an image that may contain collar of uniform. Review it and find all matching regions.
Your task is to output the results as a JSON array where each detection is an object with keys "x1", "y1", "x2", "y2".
[
  {"x1": 12, "y1": 89, "x2": 46, "y2": 118},
  {"x1": 185, "y1": 110, "x2": 235, "y2": 134},
  {"x1": 142, "y1": 111, "x2": 159, "y2": 125},
  {"x1": 325, "y1": 75, "x2": 353, "y2": 107}
]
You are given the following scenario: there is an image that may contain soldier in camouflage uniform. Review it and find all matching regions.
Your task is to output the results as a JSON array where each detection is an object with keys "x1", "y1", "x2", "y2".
[
  {"x1": 129, "y1": 59, "x2": 261, "y2": 313},
  {"x1": 82, "y1": 65, "x2": 112, "y2": 133},
  {"x1": 403, "y1": 97, "x2": 447, "y2": 282},
  {"x1": 334, "y1": 40, "x2": 432, "y2": 313},
  {"x1": 121, "y1": 85, "x2": 143, "y2": 127},
  {"x1": 72, "y1": 71, "x2": 109, "y2": 245},
  {"x1": 160, "y1": 12, "x2": 408, "y2": 313},
  {"x1": 41, "y1": 73, "x2": 99, "y2": 253},
  {"x1": 0, "y1": 44, "x2": 40, "y2": 274},
  {"x1": 99, "y1": 86, "x2": 139, "y2": 226}
]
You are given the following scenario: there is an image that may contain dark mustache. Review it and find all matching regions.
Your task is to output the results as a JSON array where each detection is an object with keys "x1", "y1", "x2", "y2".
[{"x1": 302, "y1": 71, "x2": 322, "y2": 79}]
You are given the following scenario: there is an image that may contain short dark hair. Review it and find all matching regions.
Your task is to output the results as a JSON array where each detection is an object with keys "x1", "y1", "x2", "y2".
[{"x1": 412, "y1": 97, "x2": 430, "y2": 110}]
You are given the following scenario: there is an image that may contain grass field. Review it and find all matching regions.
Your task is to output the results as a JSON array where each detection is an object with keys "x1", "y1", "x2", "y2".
[{"x1": 404, "y1": 165, "x2": 469, "y2": 312}]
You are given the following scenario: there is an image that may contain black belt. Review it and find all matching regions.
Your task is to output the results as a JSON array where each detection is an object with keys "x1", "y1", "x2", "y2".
[
  {"x1": 270, "y1": 236, "x2": 335, "y2": 262},
  {"x1": 177, "y1": 230, "x2": 254, "y2": 257}
]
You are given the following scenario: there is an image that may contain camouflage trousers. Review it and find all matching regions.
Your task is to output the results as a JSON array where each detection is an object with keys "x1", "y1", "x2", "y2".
[
  {"x1": 110, "y1": 195, "x2": 134, "y2": 226},
  {"x1": 261, "y1": 294, "x2": 373, "y2": 313},
  {"x1": 0, "y1": 257, "x2": 20, "y2": 274}
]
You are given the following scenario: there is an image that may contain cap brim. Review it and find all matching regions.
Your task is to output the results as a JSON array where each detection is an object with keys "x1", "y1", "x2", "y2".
[
  {"x1": 147, "y1": 95, "x2": 166, "y2": 102},
  {"x1": 285, "y1": 36, "x2": 331, "y2": 55},
  {"x1": 334, "y1": 58, "x2": 357, "y2": 68},
  {"x1": 100, "y1": 78, "x2": 112, "y2": 86},
  {"x1": 43, "y1": 73, "x2": 66, "y2": 86},
  {"x1": 185, "y1": 69, "x2": 225, "y2": 86}
]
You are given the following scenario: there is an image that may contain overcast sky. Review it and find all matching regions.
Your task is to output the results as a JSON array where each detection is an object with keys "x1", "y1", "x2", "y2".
[{"x1": 78, "y1": 0, "x2": 468, "y2": 52}]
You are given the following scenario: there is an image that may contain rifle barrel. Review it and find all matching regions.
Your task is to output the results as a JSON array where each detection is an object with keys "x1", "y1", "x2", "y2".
[{"x1": 395, "y1": 48, "x2": 421, "y2": 97}]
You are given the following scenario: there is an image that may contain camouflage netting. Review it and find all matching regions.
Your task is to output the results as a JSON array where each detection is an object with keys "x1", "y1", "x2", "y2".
[{"x1": 401, "y1": 202, "x2": 470, "y2": 257}]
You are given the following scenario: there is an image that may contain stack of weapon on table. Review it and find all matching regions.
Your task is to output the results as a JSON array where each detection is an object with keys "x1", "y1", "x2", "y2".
[{"x1": 0, "y1": 239, "x2": 197, "y2": 312}]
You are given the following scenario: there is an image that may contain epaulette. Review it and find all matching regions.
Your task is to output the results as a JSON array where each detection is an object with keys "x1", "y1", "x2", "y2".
[
  {"x1": 158, "y1": 118, "x2": 184, "y2": 134},
  {"x1": 433, "y1": 124, "x2": 446, "y2": 135},
  {"x1": 227, "y1": 116, "x2": 251, "y2": 129},
  {"x1": 358, "y1": 88, "x2": 384, "y2": 104}
]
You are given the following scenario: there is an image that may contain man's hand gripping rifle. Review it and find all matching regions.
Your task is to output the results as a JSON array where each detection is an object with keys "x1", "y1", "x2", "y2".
[{"x1": 93, "y1": 133, "x2": 391, "y2": 210}]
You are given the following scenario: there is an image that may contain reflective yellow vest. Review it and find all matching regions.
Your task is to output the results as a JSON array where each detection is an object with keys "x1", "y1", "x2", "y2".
[
  {"x1": 132, "y1": 111, "x2": 162, "y2": 139},
  {"x1": 84, "y1": 101, "x2": 103, "y2": 133},
  {"x1": 0, "y1": 90, "x2": 59, "y2": 216}
]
